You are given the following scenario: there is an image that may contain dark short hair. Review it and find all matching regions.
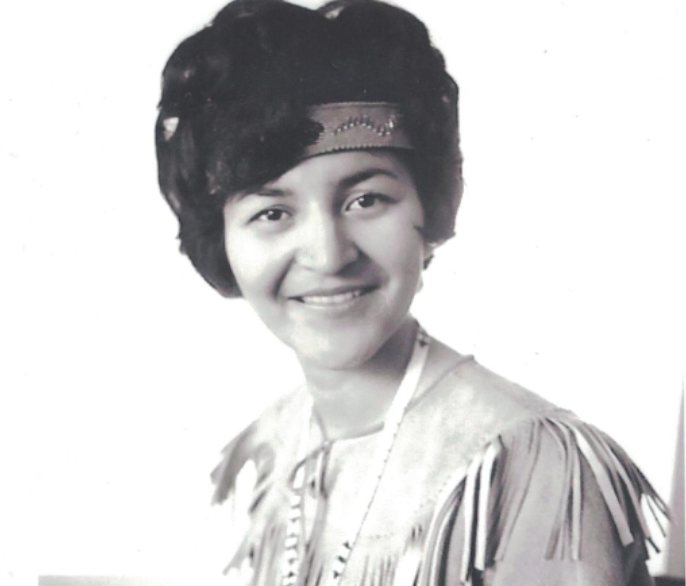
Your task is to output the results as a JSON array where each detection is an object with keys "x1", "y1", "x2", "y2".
[{"x1": 155, "y1": 0, "x2": 463, "y2": 296}]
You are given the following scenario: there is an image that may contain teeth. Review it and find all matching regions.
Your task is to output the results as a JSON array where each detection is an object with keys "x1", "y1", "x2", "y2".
[{"x1": 300, "y1": 289, "x2": 365, "y2": 306}]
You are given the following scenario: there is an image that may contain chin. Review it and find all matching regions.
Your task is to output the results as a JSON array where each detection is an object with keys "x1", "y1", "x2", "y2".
[
  {"x1": 286, "y1": 313, "x2": 417, "y2": 372},
  {"x1": 289, "y1": 326, "x2": 390, "y2": 371}
]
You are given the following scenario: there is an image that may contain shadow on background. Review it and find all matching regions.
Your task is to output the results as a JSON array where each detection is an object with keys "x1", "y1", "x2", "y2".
[
  {"x1": 41, "y1": 577, "x2": 686, "y2": 586},
  {"x1": 38, "y1": 576, "x2": 204, "y2": 586},
  {"x1": 656, "y1": 579, "x2": 686, "y2": 586}
]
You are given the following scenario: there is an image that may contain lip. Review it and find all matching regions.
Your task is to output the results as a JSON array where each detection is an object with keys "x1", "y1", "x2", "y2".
[{"x1": 287, "y1": 285, "x2": 378, "y2": 307}]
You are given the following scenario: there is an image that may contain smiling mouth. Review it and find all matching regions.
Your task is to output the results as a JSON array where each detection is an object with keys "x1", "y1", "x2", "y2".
[{"x1": 292, "y1": 287, "x2": 377, "y2": 307}]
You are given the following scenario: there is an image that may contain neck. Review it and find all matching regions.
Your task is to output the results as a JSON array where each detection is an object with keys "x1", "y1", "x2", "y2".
[{"x1": 300, "y1": 318, "x2": 419, "y2": 441}]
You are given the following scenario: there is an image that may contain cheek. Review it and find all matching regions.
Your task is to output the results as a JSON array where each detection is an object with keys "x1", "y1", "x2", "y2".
[
  {"x1": 224, "y1": 230, "x2": 273, "y2": 300},
  {"x1": 366, "y1": 205, "x2": 426, "y2": 273},
  {"x1": 356, "y1": 227, "x2": 425, "y2": 298}
]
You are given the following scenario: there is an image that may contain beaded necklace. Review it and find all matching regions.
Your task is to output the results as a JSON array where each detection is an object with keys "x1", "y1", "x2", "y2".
[{"x1": 281, "y1": 327, "x2": 431, "y2": 586}]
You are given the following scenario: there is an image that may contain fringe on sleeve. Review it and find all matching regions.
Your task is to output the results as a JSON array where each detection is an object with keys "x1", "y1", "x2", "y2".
[
  {"x1": 211, "y1": 421, "x2": 276, "y2": 508},
  {"x1": 211, "y1": 422, "x2": 279, "y2": 579},
  {"x1": 420, "y1": 414, "x2": 669, "y2": 586}
]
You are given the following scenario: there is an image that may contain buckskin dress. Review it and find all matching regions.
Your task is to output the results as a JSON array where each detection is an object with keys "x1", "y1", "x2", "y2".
[{"x1": 211, "y1": 338, "x2": 667, "y2": 586}]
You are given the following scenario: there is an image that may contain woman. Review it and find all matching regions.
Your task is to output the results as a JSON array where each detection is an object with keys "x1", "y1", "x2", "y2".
[{"x1": 155, "y1": 0, "x2": 667, "y2": 584}]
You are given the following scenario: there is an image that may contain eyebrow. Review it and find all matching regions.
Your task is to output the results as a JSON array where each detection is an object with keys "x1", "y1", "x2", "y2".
[
  {"x1": 338, "y1": 168, "x2": 400, "y2": 191},
  {"x1": 236, "y1": 186, "x2": 289, "y2": 201},
  {"x1": 251, "y1": 187, "x2": 288, "y2": 197},
  {"x1": 240, "y1": 167, "x2": 400, "y2": 200}
]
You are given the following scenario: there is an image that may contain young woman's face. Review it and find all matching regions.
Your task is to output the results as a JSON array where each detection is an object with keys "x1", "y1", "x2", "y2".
[{"x1": 223, "y1": 151, "x2": 429, "y2": 370}]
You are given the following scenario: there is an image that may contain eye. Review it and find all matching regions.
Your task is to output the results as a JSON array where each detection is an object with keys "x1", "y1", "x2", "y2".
[
  {"x1": 346, "y1": 192, "x2": 391, "y2": 212},
  {"x1": 252, "y1": 208, "x2": 289, "y2": 223}
]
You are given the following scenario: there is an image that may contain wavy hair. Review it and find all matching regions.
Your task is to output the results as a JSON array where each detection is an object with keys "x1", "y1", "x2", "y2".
[{"x1": 156, "y1": 0, "x2": 462, "y2": 296}]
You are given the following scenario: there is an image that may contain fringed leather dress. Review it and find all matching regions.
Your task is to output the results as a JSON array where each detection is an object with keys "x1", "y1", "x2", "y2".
[{"x1": 212, "y1": 343, "x2": 666, "y2": 586}]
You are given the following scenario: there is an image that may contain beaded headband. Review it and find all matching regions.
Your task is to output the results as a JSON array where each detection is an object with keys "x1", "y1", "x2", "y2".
[
  {"x1": 161, "y1": 102, "x2": 413, "y2": 157},
  {"x1": 301, "y1": 102, "x2": 413, "y2": 158}
]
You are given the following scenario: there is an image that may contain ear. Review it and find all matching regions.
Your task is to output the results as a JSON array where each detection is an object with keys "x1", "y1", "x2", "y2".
[{"x1": 422, "y1": 241, "x2": 440, "y2": 270}]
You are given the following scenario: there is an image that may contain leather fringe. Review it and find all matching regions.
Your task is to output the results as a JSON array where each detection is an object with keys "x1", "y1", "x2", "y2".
[
  {"x1": 420, "y1": 414, "x2": 668, "y2": 585},
  {"x1": 211, "y1": 422, "x2": 276, "y2": 510},
  {"x1": 213, "y1": 414, "x2": 667, "y2": 586},
  {"x1": 225, "y1": 520, "x2": 427, "y2": 586}
]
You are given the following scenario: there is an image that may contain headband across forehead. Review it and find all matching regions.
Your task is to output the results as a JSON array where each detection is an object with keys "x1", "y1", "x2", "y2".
[
  {"x1": 301, "y1": 102, "x2": 413, "y2": 159},
  {"x1": 161, "y1": 102, "x2": 413, "y2": 158}
]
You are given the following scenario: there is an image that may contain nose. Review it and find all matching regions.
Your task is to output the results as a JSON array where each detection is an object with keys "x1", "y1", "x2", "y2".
[{"x1": 294, "y1": 214, "x2": 359, "y2": 274}]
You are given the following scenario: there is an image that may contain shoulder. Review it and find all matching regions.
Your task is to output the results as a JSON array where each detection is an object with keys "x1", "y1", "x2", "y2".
[
  {"x1": 417, "y1": 342, "x2": 565, "y2": 450},
  {"x1": 424, "y1": 409, "x2": 666, "y2": 586},
  {"x1": 210, "y1": 387, "x2": 308, "y2": 506},
  {"x1": 414, "y1": 341, "x2": 666, "y2": 584}
]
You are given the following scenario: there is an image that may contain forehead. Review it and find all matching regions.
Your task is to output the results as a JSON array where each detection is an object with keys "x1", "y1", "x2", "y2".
[{"x1": 261, "y1": 150, "x2": 415, "y2": 193}]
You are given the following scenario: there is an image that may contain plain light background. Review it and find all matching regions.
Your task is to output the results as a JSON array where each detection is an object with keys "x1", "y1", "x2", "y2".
[{"x1": 1, "y1": 0, "x2": 684, "y2": 583}]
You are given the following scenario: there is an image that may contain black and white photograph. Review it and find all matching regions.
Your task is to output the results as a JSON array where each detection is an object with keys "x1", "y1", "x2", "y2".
[{"x1": 1, "y1": 0, "x2": 684, "y2": 585}]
